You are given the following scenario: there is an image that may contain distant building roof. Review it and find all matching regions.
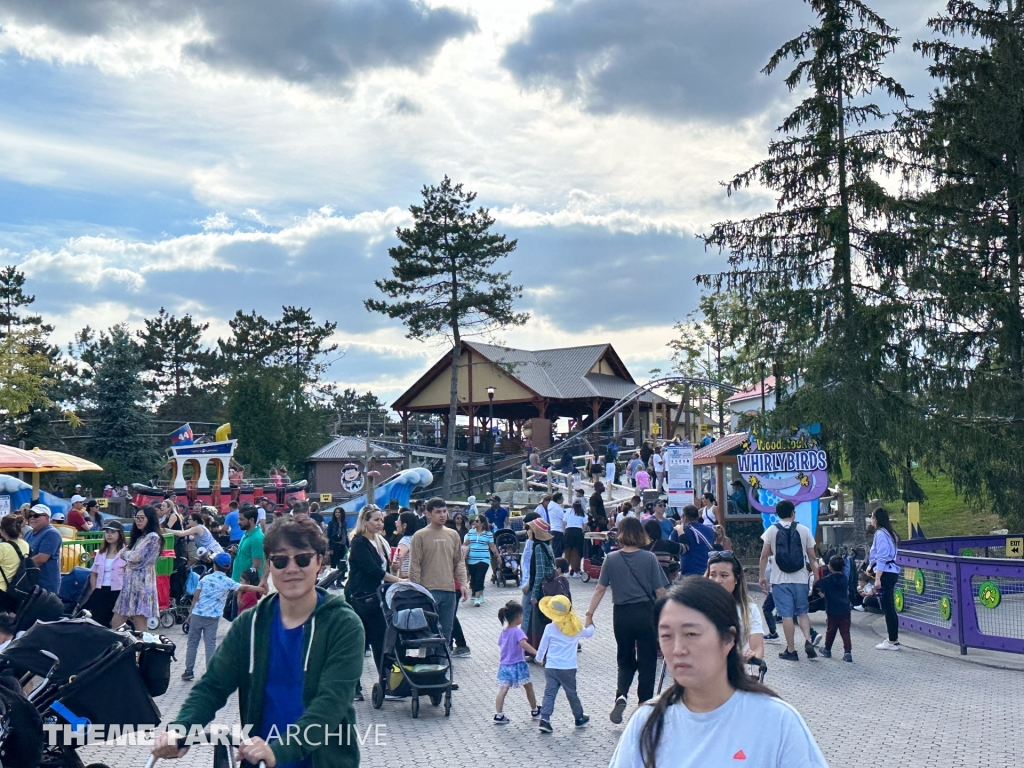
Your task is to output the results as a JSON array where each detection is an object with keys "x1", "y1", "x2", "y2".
[
  {"x1": 309, "y1": 436, "x2": 404, "y2": 461},
  {"x1": 393, "y1": 340, "x2": 668, "y2": 411},
  {"x1": 725, "y1": 376, "x2": 776, "y2": 405}
]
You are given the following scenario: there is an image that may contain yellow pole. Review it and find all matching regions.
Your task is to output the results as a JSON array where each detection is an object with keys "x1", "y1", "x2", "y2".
[
  {"x1": 32, "y1": 471, "x2": 40, "y2": 502},
  {"x1": 907, "y1": 501, "x2": 921, "y2": 539}
]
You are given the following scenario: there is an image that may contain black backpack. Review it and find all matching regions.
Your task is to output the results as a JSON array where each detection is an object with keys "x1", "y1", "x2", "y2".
[
  {"x1": 0, "y1": 541, "x2": 40, "y2": 602},
  {"x1": 774, "y1": 523, "x2": 806, "y2": 573}
]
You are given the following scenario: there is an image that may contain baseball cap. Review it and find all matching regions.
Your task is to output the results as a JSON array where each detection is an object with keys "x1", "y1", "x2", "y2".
[
  {"x1": 214, "y1": 552, "x2": 232, "y2": 568},
  {"x1": 51, "y1": 512, "x2": 66, "y2": 522},
  {"x1": 102, "y1": 521, "x2": 123, "y2": 532},
  {"x1": 29, "y1": 504, "x2": 51, "y2": 517},
  {"x1": 70, "y1": 494, "x2": 86, "y2": 504},
  {"x1": 103, "y1": 485, "x2": 112, "y2": 490}
]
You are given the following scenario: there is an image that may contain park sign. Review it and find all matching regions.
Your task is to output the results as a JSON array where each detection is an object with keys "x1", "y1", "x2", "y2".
[
  {"x1": 664, "y1": 442, "x2": 694, "y2": 509},
  {"x1": 739, "y1": 427, "x2": 829, "y2": 537}
]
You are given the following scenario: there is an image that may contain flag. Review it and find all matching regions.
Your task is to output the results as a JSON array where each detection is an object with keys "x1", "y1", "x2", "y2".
[{"x1": 170, "y1": 424, "x2": 194, "y2": 446}]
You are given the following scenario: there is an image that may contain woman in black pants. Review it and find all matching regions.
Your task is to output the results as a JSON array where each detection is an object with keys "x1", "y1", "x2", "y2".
[
  {"x1": 869, "y1": 507, "x2": 902, "y2": 651},
  {"x1": 345, "y1": 505, "x2": 401, "y2": 700},
  {"x1": 584, "y1": 517, "x2": 668, "y2": 725}
]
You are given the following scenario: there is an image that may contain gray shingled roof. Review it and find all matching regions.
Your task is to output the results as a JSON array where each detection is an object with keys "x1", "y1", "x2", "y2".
[
  {"x1": 465, "y1": 342, "x2": 666, "y2": 403},
  {"x1": 308, "y1": 436, "x2": 404, "y2": 461}
]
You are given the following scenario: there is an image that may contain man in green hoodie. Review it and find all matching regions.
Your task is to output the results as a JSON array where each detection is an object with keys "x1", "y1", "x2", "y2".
[{"x1": 152, "y1": 517, "x2": 365, "y2": 768}]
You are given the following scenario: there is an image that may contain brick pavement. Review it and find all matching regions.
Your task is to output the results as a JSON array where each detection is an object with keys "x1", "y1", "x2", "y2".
[{"x1": 78, "y1": 579, "x2": 1023, "y2": 768}]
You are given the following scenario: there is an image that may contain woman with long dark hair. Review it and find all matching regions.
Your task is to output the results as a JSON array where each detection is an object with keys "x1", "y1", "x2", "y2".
[
  {"x1": 391, "y1": 512, "x2": 419, "y2": 578},
  {"x1": 84, "y1": 522, "x2": 127, "y2": 627},
  {"x1": 112, "y1": 506, "x2": 162, "y2": 630},
  {"x1": 327, "y1": 507, "x2": 349, "y2": 569},
  {"x1": 609, "y1": 579, "x2": 827, "y2": 768},
  {"x1": 446, "y1": 510, "x2": 470, "y2": 542},
  {"x1": 869, "y1": 507, "x2": 902, "y2": 651},
  {"x1": 704, "y1": 551, "x2": 763, "y2": 662}
]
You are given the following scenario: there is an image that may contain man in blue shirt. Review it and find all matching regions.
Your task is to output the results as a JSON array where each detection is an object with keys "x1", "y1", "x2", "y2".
[
  {"x1": 223, "y1": 501, "x2": 243, "y2": 545},
  {"x1": 25, "y1": 504, "x2": 64, "y2": 593},
  {"x1": 485, "y1": 495, "x2": 509, "y2": 530},
  {"x1": 672, "y1": 505, "x2": 716, "y2": 576}
]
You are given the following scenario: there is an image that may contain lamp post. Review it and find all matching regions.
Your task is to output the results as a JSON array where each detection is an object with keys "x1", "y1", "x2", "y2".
[{"x1": 487, "y1": 386, "x2": 496, "y2": 494}]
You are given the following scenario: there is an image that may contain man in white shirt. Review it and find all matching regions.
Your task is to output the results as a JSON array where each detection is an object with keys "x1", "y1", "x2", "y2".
[
  {"x1": 548, "y1": 491, "x2": 565, "y2": 558},
  {"x1": 758, "y1": 500, "x2": 818, "y2": 660},
  {"x1": 651, "y1": 449, "x2": 666, "y2": 492}
]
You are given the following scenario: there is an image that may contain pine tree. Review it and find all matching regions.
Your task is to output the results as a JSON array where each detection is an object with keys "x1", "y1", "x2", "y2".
[
  {"x1": 698, "y1": 0, "x2": 921, "y2": 541},
  {"x1": 84, "y1": 325, "x2": 160, "y2": 485},
  {"x1": 271, "y1": 306, "x2": 338, "y2": 387},
  {"x1": 905, "y1": 0, "x2": 1024, "y2": 529},
  {"x1": 138, "y1": 308, "x2": 216, "y2": 398},
  {"x1": 366, "y1": 176, "x2": 528, "y2": 497}
]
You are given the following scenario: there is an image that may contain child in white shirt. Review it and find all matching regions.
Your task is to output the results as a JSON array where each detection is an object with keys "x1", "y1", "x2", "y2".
[{"x1": 535, "y1": 595, "x2": 595, "y2": 733}]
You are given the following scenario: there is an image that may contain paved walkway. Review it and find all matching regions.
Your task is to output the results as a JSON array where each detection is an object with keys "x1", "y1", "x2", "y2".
[{"x1": 79, "y1": 579, "x2": 1023, "y2": 768}]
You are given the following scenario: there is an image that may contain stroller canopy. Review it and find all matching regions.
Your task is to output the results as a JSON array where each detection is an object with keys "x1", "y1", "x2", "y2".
[
  {"x1": 384, "y1": 582, "x2": 435, "y2": 611},
  {"x1": 1, "y1": 618, "x2": 130, "y2": 678}
]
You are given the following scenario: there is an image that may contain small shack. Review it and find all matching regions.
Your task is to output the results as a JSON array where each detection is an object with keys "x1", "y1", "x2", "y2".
[{"x1": 307, "y1": 437, "x2": 404, "y2": 497}]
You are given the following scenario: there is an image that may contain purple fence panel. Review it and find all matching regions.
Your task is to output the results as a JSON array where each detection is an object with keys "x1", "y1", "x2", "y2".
[
  {"x1": 894, "y1": 552, "x2": 962, "y2": 648},
  {"x1": 959, "y1": 560, "x2": 1024, "y2": 655}
]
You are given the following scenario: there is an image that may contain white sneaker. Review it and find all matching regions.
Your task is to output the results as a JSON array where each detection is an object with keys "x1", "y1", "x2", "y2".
[
  {"x1": 875, "y1": 640, "x2": 901, "y2": 651},
  {"x1": 853, "y1": 605, "x2": 865, "y2": 612}
]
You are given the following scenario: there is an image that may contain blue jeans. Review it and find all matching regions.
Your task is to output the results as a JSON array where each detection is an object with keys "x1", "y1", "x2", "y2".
[{"x1": 430, "y1": 590, "x2": 457, "y2": 642}]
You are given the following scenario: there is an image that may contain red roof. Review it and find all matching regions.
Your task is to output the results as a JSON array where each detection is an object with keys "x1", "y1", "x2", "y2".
[{"x1": 725, "y1": 376, "x2": 775, "y2": 404}]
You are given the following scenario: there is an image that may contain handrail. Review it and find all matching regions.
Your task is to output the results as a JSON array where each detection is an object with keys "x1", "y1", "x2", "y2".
[{"x1": 533, "y1": 376, "x2": 742, "y2": 463}]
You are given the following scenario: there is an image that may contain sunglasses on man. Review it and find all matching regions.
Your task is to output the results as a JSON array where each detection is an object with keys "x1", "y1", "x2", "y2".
[{"x1": 268, "y1": 552, "x2": 318, "y2": 570}]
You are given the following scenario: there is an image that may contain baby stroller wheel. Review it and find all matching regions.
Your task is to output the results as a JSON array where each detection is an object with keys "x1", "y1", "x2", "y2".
[
  {"x1": 430, "y1": 692, "x2": 443, "y2": 706},
  {"x1": 410, "y1": 696, "x2": 420, "y2": 718},
  {"x1": 371, "y1": 683, "x2": 384, "y2": 710},
  {"x1": 146, "y1": 616, "x2": 160, "y2": 630},
  {"x1": 581, "y1": 569, "x2": 591, "y2": 583},
  {"x1": 444, "y1": 693, "x2": 452, "y2": 717},
  {"x1": 160, "y1": 611, "x2": 175, "y2": 629},
  {"x1": 497, "y1": 572, "x2": 505, "y2": 588}
]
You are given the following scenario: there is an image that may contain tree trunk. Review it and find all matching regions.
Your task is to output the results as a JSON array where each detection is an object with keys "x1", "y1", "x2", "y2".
[
  {"x1": 441, "y1": 337, "x2": 461, "y2": 498},
  {"x1": 851, "y1": 491, "x2": 868, "y2": 549}
]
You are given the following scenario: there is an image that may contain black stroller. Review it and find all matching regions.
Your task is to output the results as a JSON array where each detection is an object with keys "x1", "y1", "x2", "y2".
[
  {"x1": 370, "y1": 583, "x2": 453, "y2": 719},
  {"x1": 492, "y1": 529, "x2": 521, "y2": 587},
  {"x1": 0, "y1": 617, "x2": 175, "y2": 768}
]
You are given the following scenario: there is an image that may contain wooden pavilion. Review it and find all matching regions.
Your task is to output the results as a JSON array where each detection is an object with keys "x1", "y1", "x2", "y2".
[{"x1": 391, "y1": 341, "x2": 669, "y2": 450}]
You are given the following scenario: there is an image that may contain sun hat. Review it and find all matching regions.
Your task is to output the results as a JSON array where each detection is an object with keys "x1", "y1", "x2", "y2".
[
  {"x1": 527, "y1": 518, "x2": 553, "y2": 541},
  {"x1": 539, "y1": 595, "x2": 583, "y2": 637},
  {"x1": 214, "y1": 552, "x2": 232, "y2": 568},
  {"x1": 29, "y1": 504, "x2": 51, "y2": 517},
  {"x1": 69, "y1": 494, "x2": 86, "y2": 504}
]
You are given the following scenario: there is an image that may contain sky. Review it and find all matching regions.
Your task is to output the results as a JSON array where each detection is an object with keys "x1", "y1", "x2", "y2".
[{"x1": 0, "y1": 0, "x2": 942, "y2": 407}]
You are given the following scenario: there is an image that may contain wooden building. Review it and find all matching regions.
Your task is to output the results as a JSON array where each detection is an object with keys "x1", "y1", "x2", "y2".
[
  {"x1": 306, "y1": 436, "x2": 404, "y2": 496},
  {"x1": 391, "y1": 341, "x2": 669, "y2": 450}
]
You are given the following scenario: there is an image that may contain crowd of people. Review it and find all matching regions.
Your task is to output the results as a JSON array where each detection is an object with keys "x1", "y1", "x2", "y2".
[{"x1": 0, "y1": 459, "x2": 913, "y2": 768}]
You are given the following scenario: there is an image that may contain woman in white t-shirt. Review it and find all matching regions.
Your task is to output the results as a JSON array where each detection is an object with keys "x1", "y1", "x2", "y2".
[
  {"x1": 609, "y1": 578, "x2": 827, "y2": 768},
  {"x1": 704, "y1": 551, "x2": 764, "y2": 662}
]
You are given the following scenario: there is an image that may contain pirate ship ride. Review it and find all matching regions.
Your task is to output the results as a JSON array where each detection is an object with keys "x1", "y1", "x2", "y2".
[{"x1": 130, "y1": 423, "x2": 308, "y2": 512}]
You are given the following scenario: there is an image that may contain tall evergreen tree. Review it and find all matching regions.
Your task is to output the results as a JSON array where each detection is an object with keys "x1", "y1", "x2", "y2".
[
  {"x1": 0, "y1": 266, "x2": 50, "y2": 338},
  {"x1": 271, "y1": 306, "x2": 338, "y2": 387},
  {"x1": 366, "y1": 176, "x2": 528, "y2": 497},
  {"x1": 84, "y1": 325, "x2": 160, "y2": 485},
  {"x1": 138, "y1": 308, "x2": 216, "y2": 398},
  {"x1": 905, "y1": 0, "x2": 1024, "y2": 530},
  {"x1": 699, "y1": 0, "x2": 920, "y2": 541}
]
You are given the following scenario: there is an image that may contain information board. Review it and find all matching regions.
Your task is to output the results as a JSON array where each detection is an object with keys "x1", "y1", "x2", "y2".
[{"x1": 664, "y1": 442, "x2": 694, "y2": 509}]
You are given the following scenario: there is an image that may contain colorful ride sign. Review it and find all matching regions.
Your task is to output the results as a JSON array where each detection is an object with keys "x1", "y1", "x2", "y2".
[{"x1": 738, "y1": 428, "x2": 829, "y2": 537}]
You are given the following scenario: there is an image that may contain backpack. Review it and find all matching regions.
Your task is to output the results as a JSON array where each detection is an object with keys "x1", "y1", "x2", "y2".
[
  {"x1": 541, "y1": 571, "x2": 571, "y2": 598},
  {"x1": 773, "y1": 523, "x2": 806, "y2": 573},
  {"x1": 0, "y1": 541, "x2": 40, "y2": 602}
]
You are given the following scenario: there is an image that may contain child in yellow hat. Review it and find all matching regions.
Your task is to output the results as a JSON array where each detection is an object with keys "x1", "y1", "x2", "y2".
[{"x1": 536, "y1": 594, "x2": 595, "y2": 733}]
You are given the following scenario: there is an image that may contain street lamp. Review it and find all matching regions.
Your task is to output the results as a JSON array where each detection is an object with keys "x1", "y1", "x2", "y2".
[{"x1": 487, "y1": 386, "x2": 496, "y2": 494}]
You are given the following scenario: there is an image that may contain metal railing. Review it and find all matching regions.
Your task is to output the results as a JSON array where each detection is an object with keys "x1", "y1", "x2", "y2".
[{"x1": 894, "y1": 538, "x2": 1024, "y2": 655}]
